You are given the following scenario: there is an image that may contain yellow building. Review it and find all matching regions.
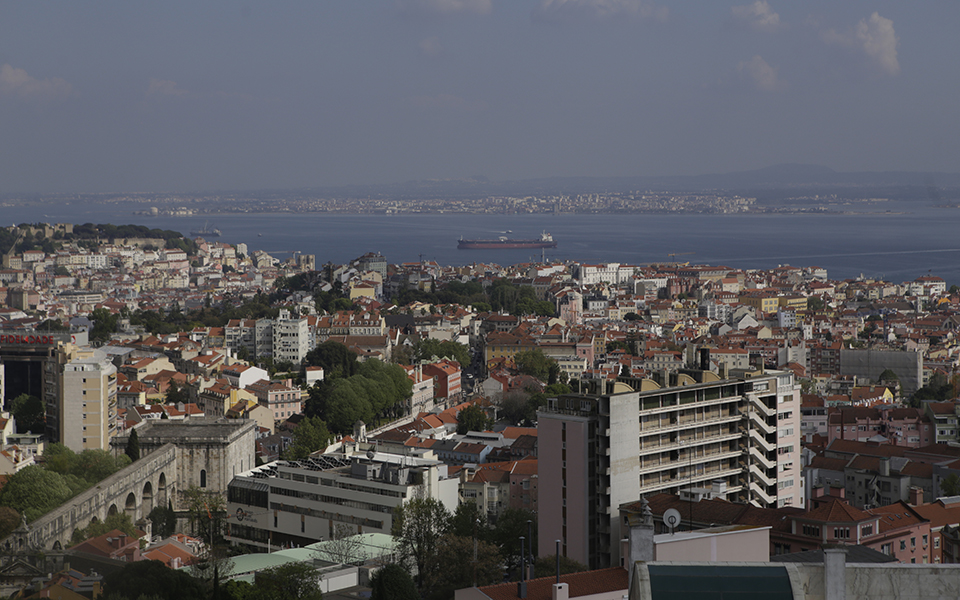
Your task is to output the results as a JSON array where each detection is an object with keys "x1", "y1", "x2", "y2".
[
  {"x1": 738, "y1": 293, "x2": 780, "y2": 315},
  {"x1": 778, "y1": 296, "x2": 808, "y2": 311}
]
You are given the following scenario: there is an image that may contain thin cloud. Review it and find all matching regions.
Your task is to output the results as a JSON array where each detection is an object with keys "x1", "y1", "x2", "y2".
[
  {"x1": 533, "y1": 0, "x2": 668, "y2": 23},
  {"x1": 147, "y1": 78, "x2": 189, "y2": 98},
  {"x1": 419, "y1": 37, "x2": 443, "y2": 57},
  {"x1": 398, "y1": 0, "x2": 492, "y2": 16},
  {"x1": 738, "y1": 55, "x2": 783, "y2": 92},
  {"x1": 731, "y1": 1, "x2": 781, "y2": 33},
  {"x1": 0, "y1": 64, "x2": 72, "y2": 101},
  {"x1": 823, "y1": 12, "x2": 899, "y2": 76},
  {"x1": 411, "y1": 93, "x2": 487, "y2": 111}
]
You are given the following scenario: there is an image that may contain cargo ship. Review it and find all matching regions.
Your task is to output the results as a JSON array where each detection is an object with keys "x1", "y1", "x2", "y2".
[{"x1": 458, "y1": 231, "x2": 557, "y2": 250}]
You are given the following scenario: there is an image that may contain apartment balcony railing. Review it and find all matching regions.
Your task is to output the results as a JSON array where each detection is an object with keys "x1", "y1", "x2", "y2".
[{"x1": 639, "y1": 414, "x2": 741, "y2": 437}]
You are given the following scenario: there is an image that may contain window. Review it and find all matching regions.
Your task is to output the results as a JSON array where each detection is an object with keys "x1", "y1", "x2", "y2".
[
  {"x1": 200, "y1": 469, "x2": 207, "y2": 488},
  {"x1": 881, "y1": 543, "x2": 892, "y2": 555},
  {"x1": 900, "y1": 540, "x2": 906, "y2": 551},
  {"x1": 862, "y1": 525, "x2": 873, "y2": 536},
  {"x1": 935, "y1": 538, "x2": 940, "y2": 549},
  {"x1": 911, "y1": 537, "x2": 916, "y2": 548},
  {"x1": 923, "y1": 535, "x2": 928, "y2": 547}
]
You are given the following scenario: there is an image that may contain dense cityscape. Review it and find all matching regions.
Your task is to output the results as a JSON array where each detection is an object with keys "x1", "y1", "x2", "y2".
[{"x1": 1, "y1": 221, "x2": 960, "y2": 598}]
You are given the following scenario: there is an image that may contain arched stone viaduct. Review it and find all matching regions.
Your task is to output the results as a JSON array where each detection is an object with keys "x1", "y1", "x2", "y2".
[
  {"x1": 6, "y1": 444, "x2": 177, "y2": 551},
  {"x1": 4, "y1": 418, "x2": 256, "y2": 552}
]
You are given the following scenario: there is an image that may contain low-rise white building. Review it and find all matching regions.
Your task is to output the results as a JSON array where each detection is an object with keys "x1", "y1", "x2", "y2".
[{"x1": 226, "y1": 448, "x2": 458, "y2": 551}]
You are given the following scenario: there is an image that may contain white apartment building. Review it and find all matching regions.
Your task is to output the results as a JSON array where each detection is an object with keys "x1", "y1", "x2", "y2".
[
  {"x1": 575, "y1": 263, "x2": 636, "y2": 286},
  {"x1": 60, "y1": 347, "x2": 118, "y2": 452},
  {"x1": 272, "y1": 309, "x2": 310, "y2": 364},
  {"x1": 537, "y1": 369, "x2": 802, "y2": 569},
  {"x1": 226, "y1": 449, "x2": 458, "y2": 551}
]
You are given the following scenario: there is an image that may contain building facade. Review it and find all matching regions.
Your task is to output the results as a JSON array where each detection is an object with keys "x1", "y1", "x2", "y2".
[
  {"x1": 226, "y1": 449, "x2": 458, "y2": 550},
  {"x1": 61, "y1": 348, "x2": 118, "y2": 452},
  {"x1": 538, "y1": 369, "x2": 802, "y2": 569}
]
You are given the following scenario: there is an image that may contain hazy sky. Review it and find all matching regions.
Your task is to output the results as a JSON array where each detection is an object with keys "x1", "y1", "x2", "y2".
[{"x1": 1, "y1": 1, "x2": 958, "y2": 193}]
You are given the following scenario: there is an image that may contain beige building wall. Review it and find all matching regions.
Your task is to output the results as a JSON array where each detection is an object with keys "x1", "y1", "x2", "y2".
[{"x1": 61, "y1": 348, "x2": 117, "y2": 452}]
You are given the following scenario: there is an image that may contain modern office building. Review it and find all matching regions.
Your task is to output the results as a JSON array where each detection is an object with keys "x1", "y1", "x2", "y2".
[
  {"x1": 226, "y1": 448, "x2": 458, "y2": 551},
  {"x1": 538, "y1": 368, "x2": 802, "y2": 569}
]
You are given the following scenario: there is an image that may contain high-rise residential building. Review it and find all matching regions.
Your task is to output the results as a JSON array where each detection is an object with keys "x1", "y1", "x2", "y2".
[
  {"x1": 61, "y1": 347, "x2": 118, "y2": 452},
  {"x1": 537, "y1": 368, "x2": 802, "y2": 569},
  {"x1": 272, "y1": 309, "x2": 310, "y2": 364}
]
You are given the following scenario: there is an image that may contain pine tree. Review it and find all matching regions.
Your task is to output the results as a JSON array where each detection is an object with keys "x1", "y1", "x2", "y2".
[{"x1": 125, "y1": 428, "x2": 140, "y2": 462}]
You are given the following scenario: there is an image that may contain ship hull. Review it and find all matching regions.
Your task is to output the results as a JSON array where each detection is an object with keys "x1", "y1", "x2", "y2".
[{"x1": 458, "y1": 240, "x2": 557, "y2": 249}]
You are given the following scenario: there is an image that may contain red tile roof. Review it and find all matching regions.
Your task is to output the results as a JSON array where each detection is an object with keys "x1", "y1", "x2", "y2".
[{"x1": 477, "y1": 567, "x2": 628, "y2": 600}]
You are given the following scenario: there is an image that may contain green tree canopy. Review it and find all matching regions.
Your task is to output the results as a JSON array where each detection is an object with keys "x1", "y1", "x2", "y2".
[
  {"x1": 513, "y1": 349, "x2": 556, "y2": 382},
  {"x1": 0, "y1": 507, "x2": 21, "y2": 540},
  {"x1": 370, "y1": 563, "x2": 419, "y2": 600},
  {"x1": 103, "y1": 559, "x2": 206, "y2": 600},
  {"x1": 425, "y1": 534, "x2": 502, "y2": 600},
  {"x1": 414, "y1": 339, "x2": 470, "y2": 367},
  {"x1": 10, "y1": 393, "x2": 44, "y2": 434},
  {"x1": 70, "y1": 512, "x2": 139, "y2": 546},
  {"x1": 125, "y1": 428, "x2": 140, "y2": 462},
  {"x1": 0, "y1": 466, "x2": 74, "y2": 522},
  {"x1": 533, "y1": 554, "x2": 589, "y2": 578},
  {"x1": 251, "y1": 562, "x2": 324, "y2": 600},
  {"x1": 456, "y1": 404, "x2": 492, "y2": 434},
  {"x1": 148, "y1": 501, "x2": 178, "y2": 539},
  {"x1": 449, "y1": 499, "x2": 489, "y2": 542},
  {"x1": 492, "y1": 508, "x2": 537, "y2": 576},
  {"x1": 942, "y1": 473, "x2": 960, "y2": 497},
  {"x1": 304, "y1": 341, "x2": 359, "y2": 379},
  {"x1": 392, "y1": 496, "x2": 451, "y2": 589},
  {"x1": 284, "y1": 416, "x2": 333, "y2": 460}
]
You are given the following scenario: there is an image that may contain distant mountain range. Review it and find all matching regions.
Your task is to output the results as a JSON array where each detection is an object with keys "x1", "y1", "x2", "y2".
[{"x1": 317, "y1": 164, "x2": 960, "y2": 199}]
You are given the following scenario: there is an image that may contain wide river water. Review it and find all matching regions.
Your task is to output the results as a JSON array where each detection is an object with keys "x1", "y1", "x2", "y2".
[{"x1": 5, "y1": 200, "x2": 960, "y2": 285}]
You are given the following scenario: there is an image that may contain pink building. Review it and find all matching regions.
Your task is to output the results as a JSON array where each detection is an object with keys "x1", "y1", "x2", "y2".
[{"x1": 247, "y1": 379, "x2": 303, "y2": 422}]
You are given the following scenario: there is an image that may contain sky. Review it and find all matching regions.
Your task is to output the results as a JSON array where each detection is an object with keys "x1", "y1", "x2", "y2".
[{"x1": 1, "y1": 0, "x2": 958, "y2": 193}]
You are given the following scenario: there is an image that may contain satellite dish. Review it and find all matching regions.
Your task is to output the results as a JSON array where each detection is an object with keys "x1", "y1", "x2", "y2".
[{"x1": 663, "y1": 508, "x2": 682, "y2": 533}]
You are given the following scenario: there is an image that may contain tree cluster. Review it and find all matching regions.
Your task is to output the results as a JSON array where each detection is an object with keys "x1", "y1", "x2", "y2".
[
  {"x1": 69, "y1": 512, "x2": 139, "y2": 546},
  {"x1": 9, "y1": 393, "x2": 44, "y2": 434},
  {"x1": 456, "y1": 404, "x2": 492, "y2": 434},
  {"x1": 304, "y1": 347, "x2": 413, "y2": 434},
  {"x1": 413, "y1": 338, "x2": 470, "y2": 367},
  {"x1": 392, "y1": 497, "x2": 542, "y2": 600},
  {"x1": 0, "y1": 445, "x2": 131, "y2": 522},
  {"x1": 393, "y1": 279, "x2": 553, "y2": 317}
]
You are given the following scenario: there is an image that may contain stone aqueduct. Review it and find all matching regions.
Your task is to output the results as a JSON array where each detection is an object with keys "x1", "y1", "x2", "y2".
[
  {"x1": 3, "y1": 418, "x2": 256, "y2": 552},
  {"x1": 11, "y1": 444, "x2": 178, "y2": 551}
]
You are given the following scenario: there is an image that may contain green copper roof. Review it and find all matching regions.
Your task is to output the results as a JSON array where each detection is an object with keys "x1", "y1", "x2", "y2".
[{"x1": 647, "y1": 565, "x2": 793, "y2": 600}]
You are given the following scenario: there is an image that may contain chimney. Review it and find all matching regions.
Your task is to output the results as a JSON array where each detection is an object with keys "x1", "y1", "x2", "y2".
[
  {"x1": 879, "y1": 457, "x2": 890, "y2": 477},
  {"x1": 823, "y1": 546, "x2": 847, "y2": 600},
  {"x1": 626, "y1": 499, "x2": 655, "y2": 590},
  {"x1": 908, "y1": 486, "x2": 924, "y2": 506}
]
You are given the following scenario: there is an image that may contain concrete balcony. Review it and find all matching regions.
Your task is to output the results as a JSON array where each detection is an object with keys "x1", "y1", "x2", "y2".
[
  {"x1": 745, "y1": 411, "x2": 776, "y2": 435},
  {"x1": 749, "y1": 463, "x2": 776, "y2": 487},
  {"x1": 640, "y1": 414, "x2": 741, "y2": 437},
  {"x1": 638, "y1": 432, "x2": 742, "y2": 457},
  {"x1": 742, "y1": 428, "x2": 776, "y2": 453},
  {"x1": 749, "y1": 481, "x2": 776, "y2": 505}
]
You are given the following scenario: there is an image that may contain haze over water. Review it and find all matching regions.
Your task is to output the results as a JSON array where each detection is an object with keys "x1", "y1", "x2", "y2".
[{"x1": 8, "y1": 199, "x2": 960, "y2": 285}]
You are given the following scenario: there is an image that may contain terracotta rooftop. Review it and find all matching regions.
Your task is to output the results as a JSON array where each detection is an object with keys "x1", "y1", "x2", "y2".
[{"x1": 475, "y1": 567, "x2": 627, "y2": 600}]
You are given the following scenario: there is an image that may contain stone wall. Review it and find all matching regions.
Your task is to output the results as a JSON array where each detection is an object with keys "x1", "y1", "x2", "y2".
[{"x1": 2, "y1": 443, "x2": 177, "y2": 551}]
